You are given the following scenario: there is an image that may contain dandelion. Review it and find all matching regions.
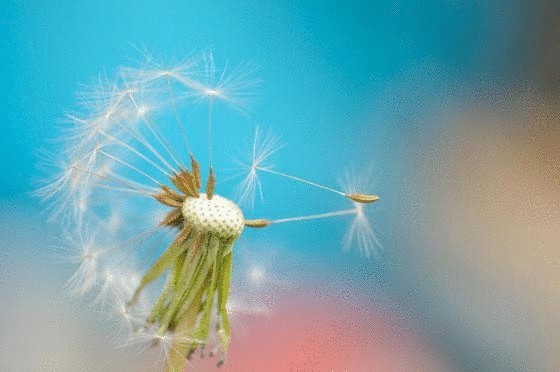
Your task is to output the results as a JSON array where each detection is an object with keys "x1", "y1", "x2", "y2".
[{"x1": 40, "y1": 51, "x2": 379, "y2": 371}]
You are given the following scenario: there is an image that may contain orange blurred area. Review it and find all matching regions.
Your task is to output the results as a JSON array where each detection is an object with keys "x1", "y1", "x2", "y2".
[{"x1": 395, "y1": 96, "x2": 560, "y2": 370}]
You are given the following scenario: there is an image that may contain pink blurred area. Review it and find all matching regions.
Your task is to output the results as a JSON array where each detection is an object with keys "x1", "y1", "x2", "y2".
[{"x1": 191, "y1": 288, "x2": 453, "y2": 371}]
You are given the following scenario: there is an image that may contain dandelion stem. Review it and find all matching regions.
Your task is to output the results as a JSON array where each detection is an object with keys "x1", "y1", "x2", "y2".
[{"x1": 255, "y1": 167, "x2": 346, "y2": 196}]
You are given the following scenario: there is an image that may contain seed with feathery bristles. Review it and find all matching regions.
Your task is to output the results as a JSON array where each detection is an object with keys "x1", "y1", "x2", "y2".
[
  {"x1": 206, "y1": 168, "x2": 216, "y2": 199},
  {"x1": 160, "y1": 208, "x2": 184, "y2": 227},
  {"x1": 155, "y1": 186, "x2": 186, "y2": 208},
  {"x1": 174, "y1": 225, "x2": 193, "y2": 245},
  {"x1": 171, "y1": 170, "x2": 198, "y2": 197},
  {"x1": 181, "y1": 168, "x2": 200, "y2": 197},
  {"x1": 170, "y1": 175, "x2": 191, "y2": 196},
  {"x1": 244, "y1": 219, "x2": 271, "y2": 228},
  {"x1": 345, "y1": 193, "x2": 380, "y2": 204},
  {"x1": 162, "y1": 186, "x2": 185, "y2": 203},
  {"x1": 190, "y1": 154, "x2": 201, "y2": 189}
]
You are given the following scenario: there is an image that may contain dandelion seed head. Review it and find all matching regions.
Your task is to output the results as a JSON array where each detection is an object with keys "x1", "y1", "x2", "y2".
[{"x1": 40, "y1": 50, "x2": 381, "y2": 370}]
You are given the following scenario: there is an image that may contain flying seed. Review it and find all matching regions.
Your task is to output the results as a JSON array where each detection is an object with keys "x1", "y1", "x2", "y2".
[
  {"x1": 244, "y1": 219, "x2": 271, "y2": 228},
  {"x1": 345, "y1": 193, "x2": 380, "y2": 204}
]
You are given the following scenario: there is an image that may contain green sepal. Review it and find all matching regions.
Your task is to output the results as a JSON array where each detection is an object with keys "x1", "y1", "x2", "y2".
[
  {"x1": 128, "y1": 233, "x2": 193, "y2": 309},
  {"x1": 216, "y1": 241, "x2": 234, "y2": 352}
]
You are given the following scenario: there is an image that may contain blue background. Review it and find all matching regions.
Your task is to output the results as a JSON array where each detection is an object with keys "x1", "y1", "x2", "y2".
[
  {"x1": 0, "y1": 0, "x2": 530, "y2": 281},
  {"x1": 2, "y1": 1, "x2": 553, "y2": 371}
]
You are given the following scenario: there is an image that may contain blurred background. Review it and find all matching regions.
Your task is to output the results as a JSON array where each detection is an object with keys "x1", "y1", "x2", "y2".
[{"x1": 1, "y1": 1, "x2": 559, "y2": 371}]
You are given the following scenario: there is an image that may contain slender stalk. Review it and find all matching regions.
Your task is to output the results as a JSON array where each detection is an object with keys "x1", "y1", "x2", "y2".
[
  {"x1": 207, "y1": 96, "x2": 215, "y2": 167},
  {"x1": 127, "y1": 92, "x2": 185, "y2": 169},
  {"x1": 72, "y1": 167, "x2": 159, "y2": 196},
  {"x1": 98, "y1": 149, "x2": 163, "y2": 186},
  {"x1": 112, "y1": 118, "x2": 178, "y2": 174},
  {"x1": 166, "y1": 76, "x2": 192, "y2": 154},
  {"x1": 245, "y1": 208, "x2": 358, "y2": 228},
  {"x1": 256, "y1": 167, "x2": 346, "y2": 197},
  {"x1": 270, "y1": 208, "x2": 357, "y2": 224},
  {"x1": 99, "y1": 130, "x2": 173, "y2": 178}
]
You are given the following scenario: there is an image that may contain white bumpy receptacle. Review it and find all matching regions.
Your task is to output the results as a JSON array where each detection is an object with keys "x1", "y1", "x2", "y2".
[{"x1": 182, "y1": 194, "x2": 244, "y2": 240}]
